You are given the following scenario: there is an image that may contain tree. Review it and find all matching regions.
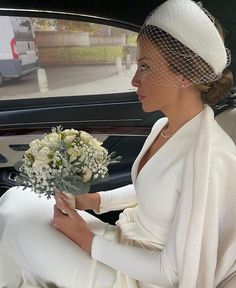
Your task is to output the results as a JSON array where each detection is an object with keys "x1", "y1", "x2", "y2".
[
  {"x1": 32, "y1": 18, "x2": 97, "y2": 33},
  {"x1": 32, "y1": 18, "x2": 55, "y2": 31},
  {"x1": 55, "y1": 20, "x2": 94, "y2": 32}
]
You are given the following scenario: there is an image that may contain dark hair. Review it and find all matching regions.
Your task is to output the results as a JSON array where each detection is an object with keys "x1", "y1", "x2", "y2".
[
  {"x1": 197, "y1": 18, "x2": 233, "y2": 105},
  {"x1": 139, "y1": 20, "x2": 233, "y2": 106}
]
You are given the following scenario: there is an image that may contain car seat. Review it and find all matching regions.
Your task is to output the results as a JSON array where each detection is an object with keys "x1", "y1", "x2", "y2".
[
  {"x1": 214, "y1": 99, "x2": 236, "y2": 287},
  {"x1": 215, "y1": 107, "x2": 236, "y2": 145},
  {"x1": 216, "y1": 270, "x2": 236, "y2": 288}
]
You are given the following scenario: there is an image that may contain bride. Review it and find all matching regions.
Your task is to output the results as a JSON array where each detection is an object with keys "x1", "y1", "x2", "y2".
[{"x1": 1, "y1": 0, "x2": 236, "y2": 287}]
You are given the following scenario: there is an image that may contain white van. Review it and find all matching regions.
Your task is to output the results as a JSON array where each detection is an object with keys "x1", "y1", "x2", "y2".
[{"x1": 0, "y1": 16, "x2": 39, "y2": 85}]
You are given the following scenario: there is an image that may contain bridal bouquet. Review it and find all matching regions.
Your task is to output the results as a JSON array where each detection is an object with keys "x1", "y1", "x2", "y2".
[{"x1": 15, "y1": 126, "x2": 121, "y2": 205}]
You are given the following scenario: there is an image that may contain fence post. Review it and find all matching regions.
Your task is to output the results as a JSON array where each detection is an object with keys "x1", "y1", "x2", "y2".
[
  {"x1": 126, "y1": 54, "x2": 131, "y2": 70},
  {"x1": 69, "y1": 47, "x2": 72, "y2": 65},
  {"x1": 115, "y1": 57, "x2": 123, "y2": 75},
  {"x1": 37, "y1": 68, "x2": 49, "y2": 92}
]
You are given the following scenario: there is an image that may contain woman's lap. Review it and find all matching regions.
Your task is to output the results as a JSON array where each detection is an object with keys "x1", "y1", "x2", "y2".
[{"x1": 0, "y1": 187, "x2": 117, "y2": 288}]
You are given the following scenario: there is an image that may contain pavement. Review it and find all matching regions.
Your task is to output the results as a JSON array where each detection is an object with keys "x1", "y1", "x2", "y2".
[{"x1": 7, "y1": 64, "x2": 137, "y2": 100}]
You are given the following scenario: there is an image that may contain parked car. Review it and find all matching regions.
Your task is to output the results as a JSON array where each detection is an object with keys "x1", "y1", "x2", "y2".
[{"x1": 0, "y1": 16, "x2": 39, "y2": 85}]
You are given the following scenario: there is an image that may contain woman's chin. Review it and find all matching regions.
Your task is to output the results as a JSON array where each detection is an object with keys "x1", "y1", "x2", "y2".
[{"x1": 141, "y1": 103, "x2": 159, "y2": 113}]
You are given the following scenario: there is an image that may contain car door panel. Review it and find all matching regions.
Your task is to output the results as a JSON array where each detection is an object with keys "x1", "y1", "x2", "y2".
[{"x1": 0, "y1": 93, "x2": 163, "y2": 198}]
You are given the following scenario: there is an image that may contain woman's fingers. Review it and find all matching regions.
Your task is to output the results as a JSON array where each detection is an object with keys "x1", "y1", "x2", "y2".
[
  {"x1": 53, "y1": 204, "x2": 61, "y2": 216},
  {"x1": 53, "y1": 204, "x2": 63, "y2": 228},
  {"x1": 56, "y1": 198, "x2": 76, "y2": 218},
  {"x1": 54, "y1": 191, "x2": 69, "y2": 203},
  {"x1": 52, "y1": 204, "x2": 94, "y2": 253},
  {"x1": 53, "y1": 203, "x2": 76, "y2": 228}
]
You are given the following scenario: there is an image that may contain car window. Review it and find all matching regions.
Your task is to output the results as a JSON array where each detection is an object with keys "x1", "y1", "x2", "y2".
[{"x1": 0, "y1": 16, "x2": 138, "y2": 100}]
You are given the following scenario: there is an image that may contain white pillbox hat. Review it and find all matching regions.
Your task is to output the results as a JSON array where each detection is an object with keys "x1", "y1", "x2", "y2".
[{"x1": 145, "y1": 0, "x2": 229, "y2": 75}]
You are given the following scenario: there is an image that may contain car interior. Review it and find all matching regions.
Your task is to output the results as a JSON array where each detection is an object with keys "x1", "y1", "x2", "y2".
[{"x1": 0, "y1": 0, "x2": 235, "y2": 286}]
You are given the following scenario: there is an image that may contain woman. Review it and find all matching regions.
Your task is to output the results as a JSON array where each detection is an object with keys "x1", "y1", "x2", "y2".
[{"x1": 0, "y1": 0, "x2": 236, "y2": 287}]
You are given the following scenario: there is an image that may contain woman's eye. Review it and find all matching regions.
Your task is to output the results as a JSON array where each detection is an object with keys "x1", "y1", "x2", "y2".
[{"x1": 139, "y1": 63, "x2": 150, "y2": 72}]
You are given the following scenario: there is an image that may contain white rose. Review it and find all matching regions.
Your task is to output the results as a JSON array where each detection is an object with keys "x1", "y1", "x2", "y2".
[
  {"x1": 64, "y1": 135, "x2": 76, "y2": 144},
  {"x1": 32, "y1": 160, "x2": 49, "y2": 171},
  {"x1": 62, "y1": 128, "x2": 79, "y2": 137},
  {"x1": 79, "y1": 131, "x2": 92, "y2": 141},
  {"x1": 79, "y1": 132, "x2": 103, "y2": 151},
  {"x1": 83, "y1": 167, "x2": 93, "y2": 182},
  {"x1": 34, "y1": 146, "x2": 51, "y2": 164},
  {"x1": 67, "y1": 147, "x2": 82, "y2": 162},
  {"x1": 29, "y1": 139, "x2": 42, "y2": 153},
  {"x1": 91, "y1": 138, "x2": 103, "y2": 150},
  {"x1": 45, "y1": 132, "x2": 60, "y2": 144}
]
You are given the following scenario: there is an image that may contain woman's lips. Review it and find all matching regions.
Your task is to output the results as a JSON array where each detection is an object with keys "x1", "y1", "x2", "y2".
[{"x1": 138, "y1": 95, "x2": 146, "y2": 101}]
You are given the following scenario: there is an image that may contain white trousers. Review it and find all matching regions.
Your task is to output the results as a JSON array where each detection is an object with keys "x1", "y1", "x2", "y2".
[{"x1": 0, "y1": 187, "x2": 117, "y2": 288}]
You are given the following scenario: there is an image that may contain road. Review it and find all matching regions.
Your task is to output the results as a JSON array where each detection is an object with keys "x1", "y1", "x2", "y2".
[{"x1": 0, "y1": 64, "x2": 120, "y2": 99}]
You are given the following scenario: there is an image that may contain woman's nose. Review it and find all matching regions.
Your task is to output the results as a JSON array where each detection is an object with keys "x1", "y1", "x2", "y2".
[{"x1": 131, "y1": 73, "x2": 140, "y2": 87}]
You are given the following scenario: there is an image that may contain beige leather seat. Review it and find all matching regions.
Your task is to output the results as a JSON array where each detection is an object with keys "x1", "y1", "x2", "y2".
[
  {"x1": 215, "y1": 107, "x2": 236, "y2": 145},
  {"x1": 215, "y1": 107, "x2": 236, "y2": 287},
  {"x1": 217, "y1": 271, "x2": 236, "y2": 288}
]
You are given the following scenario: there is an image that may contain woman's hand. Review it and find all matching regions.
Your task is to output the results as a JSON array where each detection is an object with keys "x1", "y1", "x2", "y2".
[
  {"x1": 54, "y1": 191, "x2": 101, "y2": 212},
  {"x1": 53, "y1": 197, "x2": 94, "y2": 254}
]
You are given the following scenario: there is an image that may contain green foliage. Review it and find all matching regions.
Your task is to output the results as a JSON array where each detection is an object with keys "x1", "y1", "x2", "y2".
[
  {"x1": 39, "y1": 46, "x2": 123, "y2": 63},
  {"x1": 32, "y1": 18, "x2": 96, "y2": 33},
  {"x1": 14, "y1": 160, "x2": 24, "y2": 172},
  {"x1": 56, "y1": 20, "x2": 94, "y2": 32},
  {"x1": 55, "y1": 175, "x2": 90, "y2": 196},
  {"x1": 108, "y1": 151, "x2": 122, "y2": 163},
  {"x1": 126, "y1": 33, "x2": 138, "y2": 46},
  {"x1": 32, "y1": 18, "x2": 132, "y2": 36}
]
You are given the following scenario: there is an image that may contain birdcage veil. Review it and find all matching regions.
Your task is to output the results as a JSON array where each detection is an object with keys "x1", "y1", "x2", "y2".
[{"x1": 134, "y1": 0, "x2": 231, "y2": 87}]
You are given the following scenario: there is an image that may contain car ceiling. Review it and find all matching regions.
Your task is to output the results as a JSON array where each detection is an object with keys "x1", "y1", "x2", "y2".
[
  {"x1": 0, "y1": 0, "x2": 234, "y2": 26},
  {"x1": 0, "y1": 0, "x2": 236, "y2": 78}
]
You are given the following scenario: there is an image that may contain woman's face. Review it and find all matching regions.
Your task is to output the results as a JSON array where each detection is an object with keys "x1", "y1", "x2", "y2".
[{"x1": 131, "y1": 35, "x2": 182, "y2": 112}]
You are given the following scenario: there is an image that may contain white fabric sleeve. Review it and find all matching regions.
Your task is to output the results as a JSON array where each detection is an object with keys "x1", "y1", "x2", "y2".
[
  {"x1": 91, "y1": 235, "x2": 178, "y2": 287},
  {"x1": 95, "y1": 184, "x2": 138, "y2": 214}
]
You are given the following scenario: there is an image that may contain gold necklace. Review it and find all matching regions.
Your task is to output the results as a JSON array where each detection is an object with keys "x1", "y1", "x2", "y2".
[{"x1": 160, "y1": 125, "x2": 173, "y2": 138}]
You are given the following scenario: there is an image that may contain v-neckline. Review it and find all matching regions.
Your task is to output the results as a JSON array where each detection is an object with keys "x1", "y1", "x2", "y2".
[
  {"x1": 134, "y1": 108, "x2": 205, "y2": 182},
  {"x1": 135, "y1": 119, "x2": 168, "y2": 181},
  {"x1": 137, "y1": 131, "x2": 169, "y2": 176}
]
